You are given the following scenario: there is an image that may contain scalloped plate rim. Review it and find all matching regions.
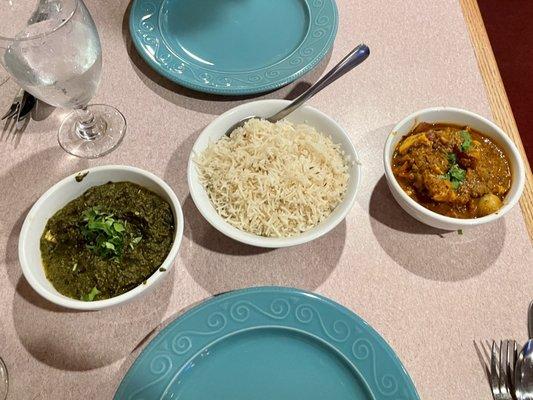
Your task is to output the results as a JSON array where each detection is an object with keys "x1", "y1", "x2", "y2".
[
  {"x1": 114, "y1": 286, "x2": 420, "y2": 399},
  {"x1": 128, "y1": 0, "x2": 339, "y2": 95}
]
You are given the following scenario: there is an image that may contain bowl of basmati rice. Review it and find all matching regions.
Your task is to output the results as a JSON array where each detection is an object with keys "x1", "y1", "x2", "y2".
[{"x1": 187, "y1": 99, "x2": 361, "y2": 248}]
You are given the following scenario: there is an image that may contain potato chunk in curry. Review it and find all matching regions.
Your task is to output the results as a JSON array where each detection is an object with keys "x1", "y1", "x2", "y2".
[{"x1": 392, "y1": 123, "x2": 511, "y2": 218}]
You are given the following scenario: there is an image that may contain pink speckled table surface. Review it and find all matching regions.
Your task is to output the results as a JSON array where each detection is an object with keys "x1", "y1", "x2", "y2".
[{"x1": 1, "y1": 0, "x2": 532, "y2": 399}]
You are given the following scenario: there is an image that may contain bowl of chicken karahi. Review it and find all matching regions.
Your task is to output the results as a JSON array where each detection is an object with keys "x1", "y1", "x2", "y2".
[{"x1": 384, "y1": 107, "x2": 525, "y2": 231}]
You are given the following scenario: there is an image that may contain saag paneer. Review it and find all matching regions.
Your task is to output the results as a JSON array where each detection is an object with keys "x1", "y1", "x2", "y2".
[
  {"x1": 40, "y1": 181, "x2": 174, "y2": 301},
  {"x1": 392, "y1": 123, "x2": 511, "y2": 218}
]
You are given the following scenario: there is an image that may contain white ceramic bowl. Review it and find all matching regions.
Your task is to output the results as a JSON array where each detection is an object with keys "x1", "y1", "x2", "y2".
[
  {"x1": 187, "y1": 99, "x2": 361, "y2": 248},
  {"x1": 18, "y1": 165, "x2": 184, "y2": 311},
  {"x1": 384, "y1": 107, "x2": 525, "y2": 230}
]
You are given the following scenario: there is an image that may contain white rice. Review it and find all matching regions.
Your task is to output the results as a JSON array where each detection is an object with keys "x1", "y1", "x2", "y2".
[{"x1": 195, "y1": 118, "x2": 350, "y2": 238}]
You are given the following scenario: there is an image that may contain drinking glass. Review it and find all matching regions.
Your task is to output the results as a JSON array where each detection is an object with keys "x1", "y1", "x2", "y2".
[{"x1": 0, "y1": 0, "x2": 126, "y2": 158}]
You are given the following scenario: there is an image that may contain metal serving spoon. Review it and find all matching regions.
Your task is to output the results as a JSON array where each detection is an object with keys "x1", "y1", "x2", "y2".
[
  {"x1": 224, "y1": 43, "x2": 370, "y2": 137},
  {"x1": 515, "y1": 301, "x2": 533, "y2": 400}
]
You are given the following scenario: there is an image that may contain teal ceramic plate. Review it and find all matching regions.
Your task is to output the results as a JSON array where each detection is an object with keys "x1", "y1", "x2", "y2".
[
  {"x1": 115, "y1": 287, "x2": 419, "y2": 400},
  {"x1": 129, "y1": 0, "x2": 338, "y2": 95}
]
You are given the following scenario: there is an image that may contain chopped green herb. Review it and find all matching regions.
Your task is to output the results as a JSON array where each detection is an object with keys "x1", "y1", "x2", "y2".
[
  {"x1": 159, "y1": 267, "x2": 166, "y2": 272},
  {"x1": 460, "y1": 130, "x2": 472, "y2": 152},
  {"x1": 113, "y1": 222, "x2": 125, "y2": 232},
  {"x1": 458, "y1": 229, "x2": 463, "y2": 235},
  {"x1": 81, "y1": 286, "x2": 100, "y2": 301},
  {"x1": 81, "y1": 207, "x2": 127, "y2": 260},
  {"x1": 448, "y1": 164, "x2": 466, "y2": 182},
  {"x1": 443, "y1": 159, "x2": 466, "y2": 190},
  {"x1": 129, "y1": 235, "x2": 142, "y2": 250},
  {"x1": 447, "y1": 152, "x2": 457, "y2": 164}
]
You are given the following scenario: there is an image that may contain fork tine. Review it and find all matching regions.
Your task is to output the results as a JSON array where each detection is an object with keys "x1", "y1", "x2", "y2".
[
  {"x1": 2, "y1": 88, "x2": 25, "y2": 120},
  {"x1": 501, "y1": 340, "x2": 511, "y2": 395},
  {"x1": 490, "y1": 340, "x2": 500, "y2": 397},
  {"x1": 508, "y1": 340, "x2": 517, "y2": 394},
  {"x1": 499, "y1": 340, "x2": 505, "y2": 394},
  {"x1": 473, "y1": 340, "x2": 491, "y2": 382},
  {"x1": 1, "y1": 104, "x2": 18, "y2": 120},
  {"x1": 504, "y1": 340, "x2": 511, "y2": 395},
  {"x1": 505, "y1": 340, "x2": 512, "y2": 395}
]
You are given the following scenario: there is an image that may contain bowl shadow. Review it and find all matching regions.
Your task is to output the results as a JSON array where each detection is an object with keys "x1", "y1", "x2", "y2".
[
  {"x1": 369, "y1": 175, "x2": 505, "y2": 281},
  {"x1": 12, "y1": 267, "x2": 174, "y2": 371},
  {"x1": 1, "y1": 146, "x2": 173, "y2": 371},
  {"x1": 1, "y1": 147, "x2": 89, "y2": 290},
  {"x1": 181, "y1": 194, "x2": 346, "y2": 294},
  {"x1": 121, "y1": 1, "x2": 331, "y2": 115}
]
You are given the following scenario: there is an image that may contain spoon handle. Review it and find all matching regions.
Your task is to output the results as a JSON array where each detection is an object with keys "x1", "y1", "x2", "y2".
[{"x1": 268, "y1": 44, "x2": 370, "y2": 123}]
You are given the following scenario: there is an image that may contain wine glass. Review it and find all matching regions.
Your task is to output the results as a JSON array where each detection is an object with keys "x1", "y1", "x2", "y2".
[{"x1": 0, "y1": 0, "x2": 126, "y2": 158}]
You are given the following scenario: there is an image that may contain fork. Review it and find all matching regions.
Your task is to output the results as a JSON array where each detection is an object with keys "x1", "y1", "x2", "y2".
[
  {"x1": 1, "y1": 89, "x2": 24, "y2": 121},
  {"x1": 15, "y1": 91, "x2": 36, "y2": 130},
  {"x1": 1, "y1": 90, "x2": 36, "y2": 131},
  {"x1": 490, "y1": 339, "x2": 517, "y2": 400}
]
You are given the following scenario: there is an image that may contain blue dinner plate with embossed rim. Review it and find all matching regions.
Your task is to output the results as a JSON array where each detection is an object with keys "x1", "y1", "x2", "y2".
[
  {"x1": 129, "y1": 0, "x2": 338, "y2": 95},
  {"x1": 114, "y1": 287, "x2": 420, "y2": 400}
]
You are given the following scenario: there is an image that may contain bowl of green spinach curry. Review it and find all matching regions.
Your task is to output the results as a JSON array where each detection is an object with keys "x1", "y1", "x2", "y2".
[{"x1": 19, "y1": 165, "x2": 184, "y2": 310}]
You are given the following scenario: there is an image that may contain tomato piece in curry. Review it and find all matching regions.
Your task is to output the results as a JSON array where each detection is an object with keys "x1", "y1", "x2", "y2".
[{"x1": 392, "y1": 123, "x2": 512, "y2": 219}]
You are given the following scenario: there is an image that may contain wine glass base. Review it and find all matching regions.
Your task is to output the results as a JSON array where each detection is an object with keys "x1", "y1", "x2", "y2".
[{"x1": 58, "y1": 104, "x2": 126, "y2": 159}]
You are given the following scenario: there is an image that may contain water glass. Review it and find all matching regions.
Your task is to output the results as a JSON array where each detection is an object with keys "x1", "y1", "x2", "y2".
[{"x1": 0, "y1": 0, "x2": 126, "y2": 158}]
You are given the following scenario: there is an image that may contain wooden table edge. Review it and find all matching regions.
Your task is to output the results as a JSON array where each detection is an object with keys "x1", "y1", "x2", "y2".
[{"x1": 460, "y1": 0, "x2": 533, "y2": 242}]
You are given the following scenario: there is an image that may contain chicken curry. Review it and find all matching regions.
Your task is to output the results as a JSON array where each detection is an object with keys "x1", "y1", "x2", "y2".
[{"x1": 392, "y1": 123, "x2": 511, "y2": 218}]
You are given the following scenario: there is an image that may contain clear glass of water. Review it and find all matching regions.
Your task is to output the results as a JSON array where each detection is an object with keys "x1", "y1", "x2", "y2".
[{"x1": 0, "y1": 0, "x2": 125, "y2": 158}]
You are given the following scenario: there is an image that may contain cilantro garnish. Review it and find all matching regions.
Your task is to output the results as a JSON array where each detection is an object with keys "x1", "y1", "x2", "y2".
[
  {"x1": 81, "y1": 286, "x2": 100, "y2": 301},
  {"x1": 81, "y1": 207, "x2": 142, "y2": 260},
  {"x1": 128, "y1": 235, "x2": 142, "y2": 250},
  {"x1": 443, "y1": 153, "x2": 466, "y2": 189},
  {"x1": 81, "y1": 207, "x2": 127, "y2": 259},
  {"x1": 447, "y1": 152, "x2": 457, "y2": 164},
  {"x1": 448, "y1": 163, "x2": 466, "y2": 181},
  {"x1": 460, "y1": 130, "x2": 472, "y2": 152}
]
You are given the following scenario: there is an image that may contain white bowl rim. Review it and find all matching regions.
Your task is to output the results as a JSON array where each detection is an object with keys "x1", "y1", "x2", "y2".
[
  {"x1": 384, "y1": 106, "x2": 526, "y2": 227},
  {"x1": 187, "y1": 99, "x2": 361, "y2": 248},
  {"x1": 18, "y1": 164, "x2": 184, "y2": 310}
]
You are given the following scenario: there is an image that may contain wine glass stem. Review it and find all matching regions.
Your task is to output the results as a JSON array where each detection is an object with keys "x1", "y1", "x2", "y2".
[{"x1": 75, "y1": 107, "x2": 99, "y2": 141}]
